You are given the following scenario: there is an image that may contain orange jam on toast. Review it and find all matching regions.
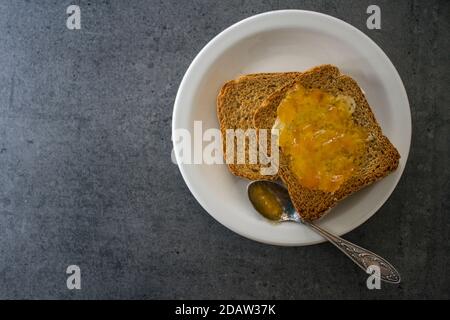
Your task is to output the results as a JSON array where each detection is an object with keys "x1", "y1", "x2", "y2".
[{"x1": 276, "y1": 84, "x2": 368, "y2": 193}]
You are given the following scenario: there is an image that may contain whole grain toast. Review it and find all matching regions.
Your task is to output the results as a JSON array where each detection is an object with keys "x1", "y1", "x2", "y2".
[
  {"x1": 217, "y1": 72, "x2": 302, "y2": 180},
  {"x1": 253, "y1": 65, "x2": 400, "y2": 220}
]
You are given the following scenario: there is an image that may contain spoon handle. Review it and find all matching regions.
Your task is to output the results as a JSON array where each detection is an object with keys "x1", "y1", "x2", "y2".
[{"x1": 303, "y1": 221, "x2": 401, "y2": 284}]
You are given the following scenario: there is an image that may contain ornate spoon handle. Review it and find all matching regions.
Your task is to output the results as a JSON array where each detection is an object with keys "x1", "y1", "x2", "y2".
[{"x1": 304, "y1": 221, "x2": 401, "y2": 284}]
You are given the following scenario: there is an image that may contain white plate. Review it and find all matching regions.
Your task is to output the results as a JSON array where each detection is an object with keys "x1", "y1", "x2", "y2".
[{"x1": 172, "y1": 10, "x2": 411, "y2": 246}]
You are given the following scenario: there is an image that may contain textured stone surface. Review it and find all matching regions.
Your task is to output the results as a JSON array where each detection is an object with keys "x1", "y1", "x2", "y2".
[{"x1": 0, "y1": 0, "x2": 448, "y2": 299}]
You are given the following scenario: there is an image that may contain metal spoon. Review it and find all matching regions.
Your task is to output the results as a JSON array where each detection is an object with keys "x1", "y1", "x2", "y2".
[{"x1": 248, "y1": 180, "x2": 401, "y2": 284}]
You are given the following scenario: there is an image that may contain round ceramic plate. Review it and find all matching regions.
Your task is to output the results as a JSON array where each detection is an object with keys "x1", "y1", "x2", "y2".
[{"x1": 172, "y1": 10, "x2": 411, "y2": 246}]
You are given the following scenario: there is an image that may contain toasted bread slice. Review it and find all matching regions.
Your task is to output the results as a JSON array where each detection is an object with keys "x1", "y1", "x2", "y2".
[
  {"x1": 253, "y1": 65, "x2": 400, "y2": 220},
  {"x1": 217, "y1": 72, "x2": 302, "y2": 180}
]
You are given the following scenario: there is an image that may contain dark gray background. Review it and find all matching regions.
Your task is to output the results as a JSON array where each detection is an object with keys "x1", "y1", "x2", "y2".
[{"x1": 0, "y1": 0, "x2": 448, "y2": 299}]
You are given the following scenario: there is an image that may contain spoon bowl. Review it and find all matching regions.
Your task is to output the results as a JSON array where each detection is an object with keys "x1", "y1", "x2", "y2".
[{"x1": 247, "y1": 180, "x2": 298, "y2": 222}]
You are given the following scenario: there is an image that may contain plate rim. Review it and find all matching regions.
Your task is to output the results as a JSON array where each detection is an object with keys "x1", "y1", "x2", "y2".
[{"x1": 172, "y1": 9, "x2": 411, "y2": 246}]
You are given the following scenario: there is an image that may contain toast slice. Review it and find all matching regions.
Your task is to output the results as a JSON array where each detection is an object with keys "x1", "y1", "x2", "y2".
[
  {"x1": 253, "y1": 65, "x2": 400, "y2": 220},
  {"x1": 217, "y1": 72, "x2": 302, "y2": 180}
]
